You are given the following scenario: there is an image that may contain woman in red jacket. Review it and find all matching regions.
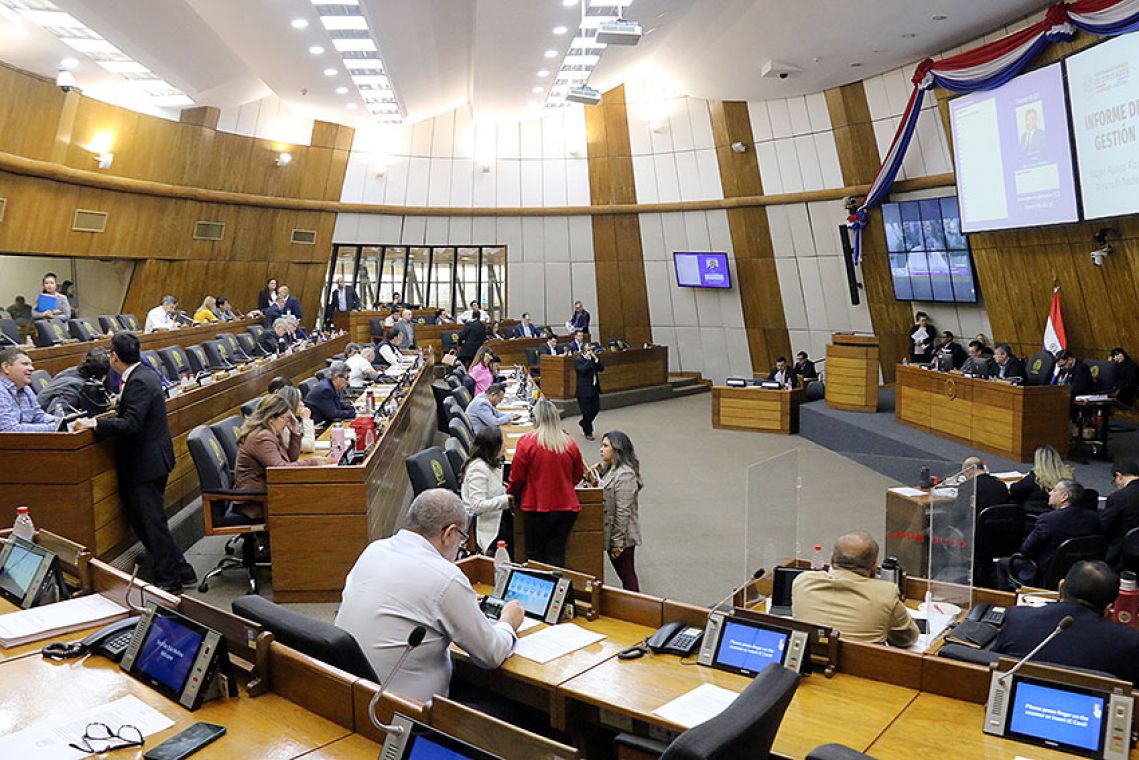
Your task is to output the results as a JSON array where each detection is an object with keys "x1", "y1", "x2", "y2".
[{"x1": 508, "y1": 398, "x2": 585, "y2": 568}]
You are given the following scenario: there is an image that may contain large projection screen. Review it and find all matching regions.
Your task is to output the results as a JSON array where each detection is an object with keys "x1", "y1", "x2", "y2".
[
  {"x1": 1066, "y1": 33, "x2": 1139, "y2": 220},
  {"x1": 949, "y1": 62, "x2": 1079, "y2": 232}
]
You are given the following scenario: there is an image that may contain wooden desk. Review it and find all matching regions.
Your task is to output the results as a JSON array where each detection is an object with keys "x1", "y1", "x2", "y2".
[
  {"x1": 826, "y1": 333, "x2": 879, "y2": 413},
  {"x1": 485, "y1": 336, "x2": 549, "y2": 367},
  {"x1": 267, "y1": 355, "x2": 437, "y2": 602},
  {"x1": 507, "y1": 489, "x2": 605, "y2": 580},
  {"x1": 895, "y1": 364, "x2": 1070, "y2": 460},
  {"x1": 712, "y1": 386, "x2": 805, "y2": 434},
  {"x1": 0, "y1": 336, "x2": 348, "y2": 559},
  {"x1": 27, "y1": 317, "x2": 258, "y2": 376},
  {"x1": 538, "y1": 347, "x2": 668, "y2": 401},
  {"x1": 332, "y1": 309, "x2": 439, "y2": 344}
]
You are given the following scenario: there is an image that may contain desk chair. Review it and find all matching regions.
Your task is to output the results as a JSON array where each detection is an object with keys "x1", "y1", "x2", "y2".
[
  {"x1": 230, "y1": 595, "x2": 378, "y2": 681},
  {"x1": 236, "y1": 332, "x2": 266, "y2": 358},
  {"x1": 97, "y1": 315, "x2": 118, "y2": 334},
  {"x1": 117, "y1": 313, "x2": 141, "y2": 331},
  {"x1": 406, "y1": 447, "x2": 460, "y2": 495},
  {"x1": 1120, "y1": 527, "x2": 1139, "y2": 573},
  {"x1": 241, "y1": 396, "x2": 263, "y2": 417},
  {"x1": 185, "y1": 344, "x2": 210, "y2": 374},
  {"x1": 33, "y1": 318, "x2": 67, "y2": 347},
  {"x1": 158, "y1": 346, "x2": 191, "y2": 381},
  {"x1": 432, "y1": 380, "x2": 455, "y2": 433},
  {"x1": 29, "y1": 369, "x2": 52, "y2": 395},
  {"x1": 202, "y1": 339, "x2": 235, "y2": 370},
  {"x1": 448, "y1": 418, "x2": 474, "y2": 453},
  {"x1": 973, "y1": 504, "x2": 1025, "y2": 588},
  {"x1": 0, "y1": 318, "x2": 20, "y2": 346},
  {"x1": 67, "y1": 317, "x2": 100, "y2": 342},
  {"x1": 1025, "y1": 351, "x2": 1055, "y2": 386},
  {"x1": 445, "y1": 374, "x2": 463, "y2": 390},
  {"x1": 246, "y1": 324, "x2": 266, "y2": 341},
  {"x1": 1087, "y1": 359, "x2": 1116, "y2": 392},
  {"x1": 444, "y1": 437, "x2": 466, "y2": 476},
  {"x1": 187, "y1": 426, "x2": 268, "y2": 595},
  {"x1": 209, "y1": 415, "x2": 244, "y2": 472},
  {"x1": 369, "y1": 317, "x2": 387, "y2": 342},
  {"x1": 1002, "y1": 534, "x2": 1107, "y2": 591},
  {"x1": 451, "y1": 386, "x2": 472, "y2": 409},
  {"x1": 217, "y1": 332, "x2": 249, "y2": 361},
  {"x1": 299, "y1": 377, "x2": 320, "y2": 398},
  {"x1": 140, "y1": 349, "x2": 169, "y2": 382}
]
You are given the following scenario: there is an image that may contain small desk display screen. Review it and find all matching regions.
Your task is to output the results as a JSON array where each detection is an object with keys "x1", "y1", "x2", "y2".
[
  {"x1": 502, "y1": 571, "x2": 557, "y2": 619},
  {"x1": 713, "y1": 619, "x2": 791, "y2": 676},
  {"x1": 0, "y1": 541, "x2": 41, "y2": 599},
  {"x1": 1007, "y1": 678, "x2": 1106, "y2": 755},
  {"x1": 134, "y1": 613, "x2": 207, "y2": 695},
  {"x1": 407, "y1": 736, "x2": 479, "y2": 760}
]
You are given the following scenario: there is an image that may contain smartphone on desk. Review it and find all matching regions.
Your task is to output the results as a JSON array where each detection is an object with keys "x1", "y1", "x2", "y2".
[{"x1": 647, "y1": 621, "x2": 703, "y2": 656}]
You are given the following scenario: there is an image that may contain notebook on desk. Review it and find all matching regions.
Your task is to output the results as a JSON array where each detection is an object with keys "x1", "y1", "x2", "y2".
[{"x1": 768, "y1": 566, "x2": 806, "y2": 617}]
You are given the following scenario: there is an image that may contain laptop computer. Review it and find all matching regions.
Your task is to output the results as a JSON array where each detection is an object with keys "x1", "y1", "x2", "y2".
[{"x1": 768, "y1": 566, "x2": 807, "y2": 617}]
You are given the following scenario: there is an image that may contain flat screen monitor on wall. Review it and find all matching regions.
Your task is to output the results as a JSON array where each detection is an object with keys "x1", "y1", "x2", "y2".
[
  {"x1": 882, "y1": 196, "x2": 978, "y2": 304},
  {"x1": 1066, "y1": 33, "x2": 1139, "y2": 220},
  {"x1": 674, "y1": 252, "x2": 731, "y2": 289},
  {"x1": 949, "y1": 61, "x2": 1079, "y2": 232}
]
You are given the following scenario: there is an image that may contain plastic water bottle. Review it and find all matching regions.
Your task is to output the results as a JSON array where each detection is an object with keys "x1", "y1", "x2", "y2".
[
  {"x1": 811, "y1": 544, "x2": 825, "y2": 570},
  {"x1": 12, "y1": 507, "x2": 35, "y2": 542},
  {"x1": 493, "y1": 540, "x2": 511, "y2": 588},
  {"x1": 1114, "y1": 571, "x2": 1139, "y2": 631}
]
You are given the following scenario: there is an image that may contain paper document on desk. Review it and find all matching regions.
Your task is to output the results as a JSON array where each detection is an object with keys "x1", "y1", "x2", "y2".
[
  {"x1": 1075, "y1": 394, "x2": 1112, "y2": 402},
  {"x1": 888, "y1": 487, "x2": 927, "y2": 498},
  {"x1": 518, "y1": 617, "x2": 541, "y2": 633},
  {"x1": 990, "y1": 471, "x2": 1026, "y2": 480},
  {"x1": 511, "y1": 622, "x2": 605, "y2": 663},
  {"x1": 931, "y1": 487, "x2": 957, "y2": 499},
  {"x1": 0, "y1": 694, "x2": 173, "y2": 760},
  {"x1": 0, "y1": 594, "x2": 129, "y2": 647},
  {"x1": 652, "y1": 683, "x2": 739, "y2": 728}
]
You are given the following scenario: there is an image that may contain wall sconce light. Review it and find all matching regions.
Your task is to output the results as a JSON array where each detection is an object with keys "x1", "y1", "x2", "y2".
[
  {"x1": 478, "y1": 161, "x2": 492, "y2": 173},
  {"x1": 730, "y1": 141, "x2": 749, "y2": 153},
  {"x1": 94, "y1": 152, "x2": 114, "y2": 169},
  {"x1": 649, "y1": 119, "x2": 664, "y2": 133},
  {"x1": 86, "y1": 132, "x2": 115, "y2": 169},
  {"x1": 275, "y1": 152, "x2": 293, "y2": 166}
]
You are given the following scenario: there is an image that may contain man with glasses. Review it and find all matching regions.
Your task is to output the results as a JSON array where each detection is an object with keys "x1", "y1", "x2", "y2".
[
  {"x1": 0, "y1": 347, "x2": 61, "y2": 432},
  {"x1": 335, "y1": 489, "x2": 523, "y2": 702}
]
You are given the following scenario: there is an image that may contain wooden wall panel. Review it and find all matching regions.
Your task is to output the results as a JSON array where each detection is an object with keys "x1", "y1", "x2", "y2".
[
  {"x1": 708, "y1": 100, "x2": 790, "y2": 372},
  {"x1": 0, "y1": 64, "x2": 67, "y2": 162}
]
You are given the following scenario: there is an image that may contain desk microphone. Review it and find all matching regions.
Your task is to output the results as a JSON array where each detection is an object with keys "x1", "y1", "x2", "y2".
[
  {"x1": 998, "y1": 615, "x2": 1073, "y2": 686},
  {"x1": 710, "y1": 567, "x2": 766, "y2": 613},
  {"x1": 368, "y1": 625, "x2": 427, "y2": 735}
]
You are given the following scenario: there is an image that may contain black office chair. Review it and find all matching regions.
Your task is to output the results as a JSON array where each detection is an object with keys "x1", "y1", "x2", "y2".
[
  {"x1": 241, "y1": 397, "x2": 263, "y2": 417},
  {"x1": 29, "y1": 369, "x2": 52, "y2": 395},
  {"x1": 973, "y1": 504, "x2": 1026, "y2": 588},
  {"x1": 185, "y1": 344, "x2": 210, "y2": 375},
  {"x1": 231, "y1": 595, "x2": 378, "y2": 681},
  {"x1": 209, "y1": 415, "x2": 244, "y2": 472},
  {"x1": 1038, "y1": 535, "x2": 1108, "y2": 590},
  {"x1": 405, "y1": 447, "x2": 460, "y2": 496},
  {"x1": 237, "y1": 332, "x2": 266, "y2": 358},
  {"x1": 246, "y1": 324, "x2": 266, "y2": 341},
  {"x1": 97, "y1": 315, "x2": 119, "y2": 334},
  {"x1": 805, "y1": 745, "x2": 875, "y2": 760},
  {"x1": 448, "y1": 418, "x2": 474, "y2": 453},
  {"x1": 1119, "y1": 527, "x2": 1139, "y2": 573},
  {"x1": 67, "y1": 318, "x2": 100, "y2": 342},
  {"x1": 450, "y1": 386, "x2": 472, "y2": 409},
  {"x1": 451, "y1": 363, "x2": 469, "y2": 378},
  {"x1": 187, "y1": 426, "x2": 267, "y2": 594},
  {"x1": 444, "y1": 401, "x2": 475, "y2": 438},
  {"x1": 419, "y1": 314, "x2": 437, "y2": 325},
  {"x1": 33, "y1": 319, "x2": 67, "y2": 347},
  {"x1": 369, "y1": 318, "x2": 387, "y2": 342},
  {"x1": 432, "y1": 381, "x2": 454, "y2": 434},
  {"x1": 616, "y1": 664, "x2": 799, "y2": 760},
  {"x1": 217, "y1": 332, "x2": 249, "y2": 361},
  {"x1": 444, "y1": 375, "x2": 462, "y2": 391},
  {"x1": 441, "y1": 330, "x2": 460, "y2": 352},
  {"x1": 201, "y1": 340, "x2": 234, "y2": 370},
  {"x1": 117, "y1": 314, "x2": 141, "y2": 331},
  {"x1": 0, "y1": 318, "x2": 20, "y2": 347},
  {"x1": 804, "y1": 380, "x2": 826, "y2": 402},
  {"x1": 139, "y1": 349, "x2": 168, "y2": 382},
  {"x1": 1025, "y1": 351, "x2": 1055, "y2": 386},
  {"x1": 299, "y1": 377, "x2": 320, "y2": 398},
  {"x1": 444, "y1": 437, "x2": 467, "y2": 476},
  {"x1": 1087, "y1": 360, "x2": 1116, "y2": 392},
  {"x1": 524, "y1": 348, "x2": 540, "y2": 368},
  {"x1": 158, "y1": 346, "x2": 192, "y2": 381}
]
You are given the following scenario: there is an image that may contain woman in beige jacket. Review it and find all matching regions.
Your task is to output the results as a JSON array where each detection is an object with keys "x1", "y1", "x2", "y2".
[{"x1": 591, "y1": 430, "x2": 643, "y2": 591}]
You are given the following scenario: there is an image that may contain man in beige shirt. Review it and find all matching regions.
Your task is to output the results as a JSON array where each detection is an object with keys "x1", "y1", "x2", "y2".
[{"x1": 791, "y1": 531, "x2": 919, "y2": 646}]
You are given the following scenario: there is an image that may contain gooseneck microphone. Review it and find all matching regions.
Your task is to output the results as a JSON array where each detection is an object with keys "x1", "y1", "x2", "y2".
[
  {"x1": 998, "y1": 615, "x2": 1074, "y2": 686},
  {"x1": 710, "y1": 567, "x2": 767, "y2": 613},
  {"x1": 368, "y1": 625, "x2": 427, "y2": 735}
]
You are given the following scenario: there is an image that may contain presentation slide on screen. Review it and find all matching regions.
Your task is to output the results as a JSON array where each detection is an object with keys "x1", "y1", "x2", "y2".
[
  {"x1": 714, "y1": 622, "x2": 787, "y2": 673},
  {"x1": 503, "y1": 573, "x2": 555, "y2": 617},
  {"x1": 950, "y1": 63, "x2": 1079, "y2": 232},
  {"x1": 136, "y1": 617, "x2": 205, "y2": 692},
  {"x1": 1067, "y1": 33, "x2": 1139, "y2": 219},
  {"x1": 674, "y1": 253, "x2": 731, "y2": 288},
  {"x1": 1008, "y1": 682, "x2": 1104, "y2": 752}
]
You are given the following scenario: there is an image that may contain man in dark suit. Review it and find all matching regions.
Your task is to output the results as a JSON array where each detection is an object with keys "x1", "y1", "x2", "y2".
[
  {"x1": 961, "y1": 340, "x2": 995, "y2": 375},
  {"x1": 1102, "y1": 459, "x2": 1139, "y2": 567},
  {"x1": 513, "y1": 313, "x2": 541, "y2": 339},
  {"x1": 1051, "y1": 349, "x2": 1094, "y2": 397},
  {"x1": 537, "y1": 335, "x2": 560, "y2": 356},
  {"x1": 934, "y1": 331, "x2": 968, "y2": 370},
  {"x1": 994, "y1": 343, "x2": 1027, "y2": 381},
  {"x1": 567, "y1": 301, "x2": 590, "y2": 334},
  {"x1": 74, "y1": 333, "x2": 194, "y2": 594},
  {"x1": 574, "y1": 343, "x2": 604, "y2": 440},
  {"x1": 259, "y1": 318, "x2": 291, "y2": 355},
  {"x1": 993, "y1": 560, "x2": 1139, "y2": 685},
  {"x1": 324, "y1": 275, "x2": 360, "y2": 323},
  {"x1": 1017, "y1": 479, "x2": 1102, "y2": 583},
  {"x1": 457, "y1": 312, "x2": 488, "y2": 365},
  {"x1": 767, "y1": 355, "x2": 794, "y2": 388},
  {"x1": 956, "y1": 456, "x2": 1010, "y2": 513},
  {"x1": 564, "y1": 330, "x2": 588, "y2": 355},
  {"x1": 278, "y1": 285, "x2": 302, "y2": 322},
  {"x1": 304, "y1": 361, "x2": 357, "y2": 427},
  {"x1": 792, "y1": 351, "x2": 817, "y2": 385}
]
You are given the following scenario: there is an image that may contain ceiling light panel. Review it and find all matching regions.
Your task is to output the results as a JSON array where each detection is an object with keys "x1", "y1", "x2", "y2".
[
  {"x1": 311, "y1": 0, "x2": 402, "y2": 122},
  {"x1": 0, "y1": 0, "x2": 193, "y2": 109}
]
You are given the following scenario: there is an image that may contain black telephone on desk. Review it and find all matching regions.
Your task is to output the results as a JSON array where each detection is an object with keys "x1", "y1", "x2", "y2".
[
  {"x1": 41, "y1": 615, "x2": 140, "y2": 662},
  {"x1": 646, "y1": 621, "x2": 704, "y2": 656},
  {"x1": 965, "y1": 602, "x2": 1006, "y2": 627}
]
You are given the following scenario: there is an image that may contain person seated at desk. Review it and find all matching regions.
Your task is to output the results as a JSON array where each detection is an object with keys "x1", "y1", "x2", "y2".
[
  {"x1": 513, "y1": 312, "x2": 541, "y2": 338},
  {"x1": 344, "y1": 343, "x2": 380, "y2": 386},
  {"x1": 275, "y1": 385, "x2": 315, "y2": 454},
  {"x1": 192, "y1": 296, "x2": 219, "y2": 324},
  {"x1": 1109, "y1": 347, "x2": 1139, "y2": 408},
  {"x1": 375, "y1": 329, "x2": 405, "y2": 368},
  {"x1": 934, "y1": 331, "x2": 967, "y2": 370},
  {"x1": 961, "y1": 340, "x2": 995, "y2": 375},
  {"x1": 283, "y1": 315, "x2": 307, "y2": 343},
  {"x1": 1051, "y1": 349, "x2": 1094, "y2": 397},
  {"x1": 259, "y1": 318, "x2": 293, "y2": 356},
  {"x1": 793, "y1": 351, "x2": 817, "y2": 384},
  {"x1": 38, "y1": 347, "x2": 111, "y2": 416},
  {"x1": 767, "y1": 355, "x2": 795, "y2": 389},
  {"x1": 458, "y1": 300, "x2": 490, "y2": 324},
  {"x1": 469, "y1": 345, "x2": 497, "y2": 395},
  {"x1": 7, "y1": 295, "x2": 33, "y2": 327},
  {"x1": 956, "y1": 456, "x2": 1009, "y2": 513},
  {"x1": 277, "y1": 285, "x2": 302, "y2": 321},
  {"x1": 1102, "y1": 459, "x2": 1139, "y2": 568},
  {"x1": 993, "y1": 561, "x2": 1139, "y2": 685},
  {"x1": 907, "y1": 311, "x2": 936, "y2": 364},
  {"x1": 466, "y1": 383, "x2": 514, "y2": 435},
  {"x1": 537, "y1": 334, "x2": 560, "y2": 356},
  {"x1": 1010, "y1": 479, "x2": 1101, "y2": 585},
  {"x1": 32, "y1": 273, "x2": 71, "y2": 320},
  {"x1": 335, "y1": 489, "x2": 523, "y2": 703},
  {"x1": 0, "y1": 347, "x2": 61, "y2": 432},
  {"x1": 145, "y1": 295, "x2": 179, "y2": 333},
  {"x1": 434, "y1": 307, "x2": 456, "y2": 325},
  {"x1": 234, "y1": 395, "x2": 325, "y2": 519},
  {"x1": 1009, "y1": 444, "x2": 1074, "y2": 517},
  {"x1": 791, "y1": 530, "x2": 919, "y2": 647},
  {"x1": 304, "y1": 361, "x2": 356, "y2": 426},
  {"x1": 564, "y1": 330, "x2": 588, "y2": 355},
  {"x1": 214, "y1": 296, "x2": 238, "y2": 322},
  {"x1": 388, "y1": 292, "x2": 410, "y2": 311},
  {"x1": 488, "y1": 320, "x2": 506, "y2": 342},
  {"x1": 993, "y1": 343, "x2": 1027, "y2": 381},
  {"x1": 460, "y1": 427, "x2": 512, "y2": 553}
]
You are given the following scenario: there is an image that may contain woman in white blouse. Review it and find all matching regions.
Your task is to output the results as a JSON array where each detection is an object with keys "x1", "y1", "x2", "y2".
[{"x1": 460, "y1": 426, "x2": 512, "y2": 553}]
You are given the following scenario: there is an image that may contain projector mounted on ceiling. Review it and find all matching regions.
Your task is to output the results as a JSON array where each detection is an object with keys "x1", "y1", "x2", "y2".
[
  {"x1": 566, "y1": 85, "x2": 602, "y2": 105},
  {"x1": 596, "y1": 19, "x2": 642, "y2": 45}
]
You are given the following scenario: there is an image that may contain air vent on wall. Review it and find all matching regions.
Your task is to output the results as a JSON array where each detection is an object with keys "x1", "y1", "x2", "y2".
[
  {"x1": 72, "y1": 209, "x2": 107, "y2": 233},
  {"x1": 291, "y1": 229, "x2": 317, "y2": 245},
  {"x1": 193, "y1": 221, "x2": 226, "y2": 241},
  {"x1": 0, "y1": 197, "x2": 6, "y2": 223}
]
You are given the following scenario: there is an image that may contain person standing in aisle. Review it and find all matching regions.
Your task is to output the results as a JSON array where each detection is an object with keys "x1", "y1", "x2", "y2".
[
  {"x1": 574, "y1": 342, "x2": 603, "y2": 441},
  {"x1": 591, "y1": 430, "x2": 643, "y2": 591}
]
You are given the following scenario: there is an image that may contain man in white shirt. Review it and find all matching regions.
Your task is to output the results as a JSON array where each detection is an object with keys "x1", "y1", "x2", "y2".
[
  {"x1": 376, "y1": 329, "x2": 405, "y2": 367},
  {"x1": 145, "y1": 295, "x2": 179, "y2": 332},
  {"x1": 344, "y1": 343, "x2": 379, "y2": 386},
  {"x1": 458, "y1": 301, "x2": 490, "y2": 324},
  {"x1": 335, "y1": 489, "x2": 523, "y2": 702}
]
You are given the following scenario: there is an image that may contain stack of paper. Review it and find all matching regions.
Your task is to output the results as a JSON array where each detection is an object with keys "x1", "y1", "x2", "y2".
[
  {"x1": 652, "y1": 684, "x2": 740, "y2": 728},
  {"x1": 511, "y1": 623, "x2": 606, "y2": 664},
  {"x1": 0, "y1": 594, "x2": 129, "y2": 647},
  {"x1": 0, "y1": 695, "x2": 172, "y2": 759}
]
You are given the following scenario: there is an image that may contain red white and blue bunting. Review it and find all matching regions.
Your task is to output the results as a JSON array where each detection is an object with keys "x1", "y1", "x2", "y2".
[{"x1": 845, "y1": 0, "x2": 1139, "y2": 263}]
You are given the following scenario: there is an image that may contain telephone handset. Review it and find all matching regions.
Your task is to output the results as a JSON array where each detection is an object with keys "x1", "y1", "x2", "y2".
[
  {"x1": 646, "y1": 620, "x2": 704, "y2": 656},
  {"x1": 41, "y1": 615, "x2": 141, "y2": 662}
]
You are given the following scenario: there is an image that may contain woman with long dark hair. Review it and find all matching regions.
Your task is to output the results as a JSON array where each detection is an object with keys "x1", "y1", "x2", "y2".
[
  {"x1": 460, "y1": 426, "x2": 512, "y2": 552},
  {"x1": 591, "y1": 430, "x2": 643, "y2": 591}
]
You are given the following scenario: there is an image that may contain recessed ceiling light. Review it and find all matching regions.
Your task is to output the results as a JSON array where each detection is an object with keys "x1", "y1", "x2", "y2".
[
  {"x1": 59, "y1": 57, "x2": 79, "y2": 70},
  {"x1": 850, "y1": 62, "x2": 863, "y2": 67},
  {"x1": 290, "y1": 18, "x2": 309, "y2": 29},
  {"x1": 308, "y1": 45, "x2": 324, "y2": 55},
  {"x1": 900, "y1": 32, "x2": 917, "y2": 38},
  {"x1": 346, "y1": 103, "x2": 358, "y2": 110},
  {"x1": 323, "y1": 67, "x2": 338, "y2": 76},
  {"x1": 335, "y1": 86, "x2": 349, "y2": 94},
  {"x1": 532, "y1": 85, "x2": 544, "y2": 93},
  {"x1": 562, "y1": 0, "x2": 576, "y2": 6},
  {"x1": 932, "y1": 14, "x2": 948, "y2": 20},
  {"x1": 553, "y1": 25, "x2": 568, "y2": 34},
  {"x1": 537, "y1": 69, "x2": 550, "y2": 77},
  {"x1": 544, "y1": 49, "x2": 558, "y2": 58}
]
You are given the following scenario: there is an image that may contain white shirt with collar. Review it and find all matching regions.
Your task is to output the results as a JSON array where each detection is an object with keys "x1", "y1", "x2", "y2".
[
  {"x1": 377, "y1": 342, "x2": 403, "y2": 367},
  {"x1": 345, "y1": 353, "x2": 376, "y2": 385},
  {"x1": 334, "y1": 530, "x2": 517, "y2": 702},
  {"x1": 145, "y1": 305, "x2": 177, "y2": 332}
]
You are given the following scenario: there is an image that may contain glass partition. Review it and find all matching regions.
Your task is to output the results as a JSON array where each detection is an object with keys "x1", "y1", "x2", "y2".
[
  {"x1": 482, "y1": 247, "x2": 506, "y2": 321},
  {"x1": 429, "y1": 248, "x2": 456, "y2": 314},
  {"x1": 380, "y1": 247, "x2": 407, "y2": 306},
  {"x1": 406, "y1": 247, "x2": 430, "y2": 308},
  {"x1": 358, "y1": 247, "x2": 382, "y2": 309},
  {"x1": 0, "y1": 253, "x2": 136, "y2": 330}
]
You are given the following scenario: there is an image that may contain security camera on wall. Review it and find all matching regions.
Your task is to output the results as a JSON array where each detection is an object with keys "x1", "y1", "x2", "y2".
[
  {"x1": 56, "y1": 69, "x2": 76, "y2": 93},
  {"x1": 1091, "y1": 228, "x2": 1114, "y2": 267}
]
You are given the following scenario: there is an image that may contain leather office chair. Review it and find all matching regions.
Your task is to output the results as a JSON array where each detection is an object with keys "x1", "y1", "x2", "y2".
[
  {"x1": 973, "y1": 504, "x2": 1026, "y2": 588},
  {"x1": 1086, "y1": 359, "x2": 1115, "y2": 392},
  {"x1": 140, "y1": 350, "x2": 170, "y2": 382},
  {"x1": 444, "y1": 400, "x2": 475, "y2": 438},
  {"x1": 187, "y1": 425, "x2": 267, "y2": 594},
  {"x1": 419, "y1": 314, "x2": 436, "y2": 325},
  {"x1": 67, "y1": 318, "x2": 100, "y2": 342},
  {"x1": 158, "y1": 346, "x2": 192, "y2": 381},
  {"x1": 405, "y1": 447, "x2": 460, "y2": 496},
  {"x1": 202, "y1": 339, "x2": 234, "y2": 370},
  {"x1": 444, "y1": 437, "x2": 467, "y2": 476},
  {"x1": 241, "y1": 396, "x2": 263, "y2": 417},
  {"x1": 29, "y1": 369, "x2": 52, "y2": 395},
  {"x1": 0, "y1": 318, "x2": 20, "y2": 347},
  {"x1": 804, "y1": 380, "x2": 826, "y2": 402},
  {"x1": 617, "y1": 664, "x2": 799, "y2": 760},
  {"x1": 432, "y1": 380, "x2": 454, "y2": 433},
  {"x1": 97, "y1": 315, "x2": 119, "y2": 334},
  {"x1": 448, "y1": 418, "x2": 474, "y2": 453},
  {"x1": 217, "y1": 332, "x2": 249, "y2": 361},
  {"x1": 299, "y1": 377, "x2": 320, "y2": 398},
  {"x1": 441, "y1": 330, "x2": 460, "y2": 352},
  {"x1": 209, "y1": 415, "x2": 244, "y2": 472},
  {"x1": 445, "y1": 374, "x2": 463, "y2": 390},
  {"x1": 450, "y1": 386, "x2": 472, "y2": 409},
  {"x1": 451, "y1": 363, "x2": 469, "y2": 378},
  {"x1": 1041, "y1": 535, "x2": 1107, "y2": 589},
  {"x1": 237, "y1": 332, "x2": 266, "y2": 358},
  {"x1": 1025, "y1": 351, "x2": 1055, "y2": 386},
  {"x1": 117, "y1": 313, "x2": 141, "y2": 331},
  {"x1": 369, "y1": 318, "x2": 386, "y2": 342},
  {"x1": 33, "y1": 318, "x2": 67, "y2": 347},
  {"x1": 230, "y1": 595, "x2": 378, "y2": 681},
  {"x1": 185, "y1": 345, "x2": 210, "y2": 375},
  {"x1": 1120, "y1": 527, "x2": 1139, "y2": 573},
  {"x1": 246, "y1": 324, "x2": 266, "y2": 341}
]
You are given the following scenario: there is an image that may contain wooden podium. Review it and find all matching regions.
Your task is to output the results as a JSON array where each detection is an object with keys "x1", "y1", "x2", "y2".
[
  {"x1": 712, "y1": 386, "x2": 805, "y2": 434},
  {"x1": 825, "y1": 333, "x2": 879, "y2": 413}
]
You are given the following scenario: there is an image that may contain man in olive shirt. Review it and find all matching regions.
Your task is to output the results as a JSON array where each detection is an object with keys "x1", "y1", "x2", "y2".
[{"x1": 791, "y1": 531, "x2": 919, "y2": 646}]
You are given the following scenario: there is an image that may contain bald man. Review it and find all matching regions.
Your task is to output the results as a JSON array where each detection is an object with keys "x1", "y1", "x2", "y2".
[
  {"x1": 957, "y1": 455, "x2": 1009, "y2": 513},
  {"x1": 791, "y1": 531, "x2": 919, "y2": 646}
]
